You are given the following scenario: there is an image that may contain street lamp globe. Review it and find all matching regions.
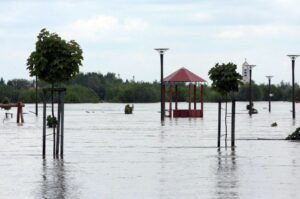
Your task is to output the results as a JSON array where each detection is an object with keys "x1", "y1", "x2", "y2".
[
  {"x1": 287, "y1": 55, "x2": 300, "y2": 60},
  {"x1": 154, "y1": 48, "x2": 169, "y2": 55}
]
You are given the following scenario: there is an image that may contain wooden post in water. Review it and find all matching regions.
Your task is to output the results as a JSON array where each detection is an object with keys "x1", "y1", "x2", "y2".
[
  {"x1": 218, "y1": 101, "x2": 221, "y2": 148},
  {"x1": 20, "y1": 105, "x2": 24, "y2": 123},
  {"x1": 16, "y1": 102, "x2": 24, "y2": 124},
  {"x1": 42, "y1": 88, "x2": 66, "y2": 159},
  {"x1": 56, "y1": 92, "x2": 61, "y2": 157},
  {"x1": 42, "y1": 90, "x2": 46, "y2": 158},
  {"x1": 16, "y1": 104, "x2": 20, "y2": 124},
  {"x1": 231, "y1": 99, "x2": 236, "y2": 148},
  {"x1": 60, "y1": 91, "x2": 65, "y2": 158}
]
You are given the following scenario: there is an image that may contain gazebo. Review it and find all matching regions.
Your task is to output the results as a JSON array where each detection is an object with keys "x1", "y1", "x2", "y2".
[{"x1": 163, "y1": 67, "x2": 206, "y2": 118}]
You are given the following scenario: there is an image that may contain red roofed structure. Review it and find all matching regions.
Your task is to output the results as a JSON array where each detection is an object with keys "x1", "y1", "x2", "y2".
[
  {"x1": 164, "y1": 67, "x2": 206, "y2": 83},
  {"x1": 162, "y1": 67, "x2": 206, "y2": 118}
]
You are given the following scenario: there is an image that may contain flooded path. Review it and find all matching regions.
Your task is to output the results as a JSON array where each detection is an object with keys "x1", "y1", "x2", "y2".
[{"x1": 1, "y1": 102, "x2": 300, "y2": 199}]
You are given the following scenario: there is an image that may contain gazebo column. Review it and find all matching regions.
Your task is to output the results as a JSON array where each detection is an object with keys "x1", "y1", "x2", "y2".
[
  {"x1": 188, "y1": 84, "x2": 191, "y2": 113},
  {"x1": 200, "y1": 84, "x2": 204, "y2": 117},
  {"x1": 169, "y1": 84, "x2": 173, "y2": 118},
  {"x1": 194, "y1": 84, "x2": 197, "y2": 110},
  {"x1": 175, "y1": 85, "x2": 178, "y2": 110}
]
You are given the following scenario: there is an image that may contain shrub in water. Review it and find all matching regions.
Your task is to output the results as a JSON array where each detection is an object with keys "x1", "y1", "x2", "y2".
[
  {"x1": 246, "y1": 102, "x2": 258, "y2": 114},
  {"x1": 125, "y1": 104, "x2": 134, "y2": 114},
  {"x1": 286, "y1": 127, "x2": 300, "y2": 140},
  {"x1": 47, "y1": 115, "x2": 57, "y2": 128}
]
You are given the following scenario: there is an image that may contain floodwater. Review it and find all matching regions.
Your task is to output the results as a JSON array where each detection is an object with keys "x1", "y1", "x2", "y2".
[{"x1": 1, "y1": 102, "x2": 300, "y2": 199}]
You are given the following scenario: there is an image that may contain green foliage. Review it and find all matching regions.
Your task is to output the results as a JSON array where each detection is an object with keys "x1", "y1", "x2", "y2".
[
  {"x1": 1, "y1": 73, "x2": 300, "y2": 103},
  {"x1": 208, "y1": 62, "x2": 243, "y2": 96},
  {"x1": 7, "y1": 79, "x2": 33, "y2": 89},
  {"x1": 2, "y1": 97, "x2": 10, "y2": 104},
  {"x1": 0, "y1": 78, "x2": 5, "y2": 85},
  {"x1": 0, "y1": 84, "x2": 19, "y2": 102},
  {"x1": 65, "y1": 85, "x2": 99, "y2": 103},
  {"x1": 27, "y1": 28, "x2": 83, "y2": 84},
  {"x1": 286, "y1": 127, "x2": 300, "y2": 140},
  {"x1": 2, "y1": 97, "x2": 11, "y2": 110},
  {"x1": 47, "y1": 115, "x2": 57, "y2": 128},
  {"x1": 18, "y1": 89, "x2": 36, "y2": 103},
  {"x1": 124, "y1": 104, "x2": 134, "y2": 114}
]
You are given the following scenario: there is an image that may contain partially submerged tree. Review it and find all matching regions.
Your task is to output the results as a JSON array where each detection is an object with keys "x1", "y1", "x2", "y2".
[
  {"x1": 208, "y1": 62, "x2": 243, "y2": 146},
  {"x1": 27, "y1": 28, "x2": 83, "y2": 127}
]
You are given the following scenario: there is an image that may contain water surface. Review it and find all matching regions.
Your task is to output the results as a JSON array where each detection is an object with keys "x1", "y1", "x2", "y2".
[{"x1": 1, "y1": 102, "x2": 300, "y2": 199}]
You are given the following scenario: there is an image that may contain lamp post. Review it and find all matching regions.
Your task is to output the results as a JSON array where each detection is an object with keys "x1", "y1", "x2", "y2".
[
  {"x1": 265, "y1": 76, "x2": 273, "y2": 112},
  {"x1": 287, "y1": 55, "x2": 299, "y2": 119},
  {"x1": 246, "y1": 64, "x2": 256, "y2": 116},
  {"x1": 155, "y1": 48, "x2": 169, "y2": 121}
]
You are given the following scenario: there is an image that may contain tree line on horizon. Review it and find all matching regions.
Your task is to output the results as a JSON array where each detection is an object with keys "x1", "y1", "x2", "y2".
[{"x1": 0, "y1": 72, "x2": 300, "y2": 103}]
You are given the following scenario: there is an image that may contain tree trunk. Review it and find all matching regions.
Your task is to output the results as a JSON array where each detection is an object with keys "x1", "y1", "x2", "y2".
[
  {"x1": 52, "y1": 83, "x2": 56, "y2": 157},
  {"x1": 225, "y1": 97, "x2": 228, "y2": 148},
  {"x1": 52, "y1": 83, "x2": 54, "y2": 118}
]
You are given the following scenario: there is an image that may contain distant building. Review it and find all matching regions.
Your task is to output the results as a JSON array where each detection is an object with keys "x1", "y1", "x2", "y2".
[{"x1": 242, "y1": 59, "x2": 250, "y2": 83}]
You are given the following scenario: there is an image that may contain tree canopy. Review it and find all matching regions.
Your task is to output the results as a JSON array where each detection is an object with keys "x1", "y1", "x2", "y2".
[
  {"x1": 0, "y1": 74, "x2": 299, "y2": 103},
  {"x1": 208, "y1": 62, "x2": 243, "y2": 96},
  {"x1": 26, "y1": 28, "x2": 83, "y2": 84}
]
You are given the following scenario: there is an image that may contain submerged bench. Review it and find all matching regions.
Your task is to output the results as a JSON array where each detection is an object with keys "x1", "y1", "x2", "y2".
[{"x1": 0, "y1": 102, "x2": 25, "y2": 123}]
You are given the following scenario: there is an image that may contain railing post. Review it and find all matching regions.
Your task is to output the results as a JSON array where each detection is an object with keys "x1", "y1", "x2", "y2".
[
  {"x1": 231, "y1": 99, "x2": 236, "y2": 148},
  {"x1": 60, "y1": 91, "x2": 65, "y2": 158},
  {"x1": 56, "y1": 92, "x2": 61, "y2": 157},
  {"x1": 17, "y1": 102, "x2": 20, "y2": 124},
  {"x1": 218, "y1": 101, "x2": 221, "y2": 148},
  {"x1": 43, "y1": 90, "x2": 46, "y2": 158}
]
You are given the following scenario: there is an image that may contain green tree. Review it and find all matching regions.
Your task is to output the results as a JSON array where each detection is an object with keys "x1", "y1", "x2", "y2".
[
  {"x1": 27, "y1": 28, "x2": 83, "y2": 131},
  {"x1": 0, "y1": 78, "x2": 5, "y2": 85},
  {"x1": 27, "y1": 29, "x2": 83, "y2": 84},
  {"x1": 65, "y1": 85, "x2": 99, "y2": 103},
  {"x1": 208, "y1": 62, "x2": 243, "y2": 147},
  {"x1": 7, "y1": 79, "x2": 33, "y2": 89},
  {"x1": 27, "y1": 28, "x2": 83, "y2": 105}
]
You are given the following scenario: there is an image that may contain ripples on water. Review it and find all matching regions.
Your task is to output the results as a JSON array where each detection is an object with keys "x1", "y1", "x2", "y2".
[{"x1": 0, "y1": 102, "x2": 300, "y2": 199}]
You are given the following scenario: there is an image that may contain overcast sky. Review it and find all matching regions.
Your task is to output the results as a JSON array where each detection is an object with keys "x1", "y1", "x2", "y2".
[{"x1": 1, "y1": 0, "x2": 300, "y2": 84}]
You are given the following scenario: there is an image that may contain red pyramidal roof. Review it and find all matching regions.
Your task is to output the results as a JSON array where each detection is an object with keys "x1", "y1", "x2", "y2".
[{"x1": 163, "y1": 67, "x2": 206, "y2": 83}]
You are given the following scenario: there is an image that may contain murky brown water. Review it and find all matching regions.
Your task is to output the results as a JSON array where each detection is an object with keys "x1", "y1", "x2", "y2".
[{"x1": 1, "y1": 102, "x2": 300, "y2": 199}]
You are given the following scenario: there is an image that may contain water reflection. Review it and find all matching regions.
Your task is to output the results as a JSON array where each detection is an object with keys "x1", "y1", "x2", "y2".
[
  {"x1": 39, "y1": 159, "x2": 77, "y2": 199},
  {"x1": 292, "y1": 119, "x2": 296, "y2": 126},
  {"x1": 215, "y1": 149, "x2": 239, "y2": 199}
]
